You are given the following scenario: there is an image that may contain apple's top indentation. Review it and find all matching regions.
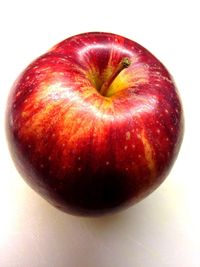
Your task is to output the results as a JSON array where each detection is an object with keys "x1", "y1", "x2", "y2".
[{"x1": 100, "y1": 57, "x2": 131, "y2": 97}]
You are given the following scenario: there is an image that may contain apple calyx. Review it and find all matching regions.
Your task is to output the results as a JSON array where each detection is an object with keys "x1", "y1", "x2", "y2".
[{"x1": 100, "y1": 57, "x2": 131, "y2": 96}]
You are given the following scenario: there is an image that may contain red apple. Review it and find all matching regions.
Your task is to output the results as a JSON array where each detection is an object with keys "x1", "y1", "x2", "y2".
[{"x1": 6, "y1": 32, "x2": 184, "y2": 216}]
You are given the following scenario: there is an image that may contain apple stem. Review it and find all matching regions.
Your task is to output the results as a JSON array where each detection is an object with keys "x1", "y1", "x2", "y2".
[{"x1": 100, "y1": 57, "x2": 131, "y2": 96}]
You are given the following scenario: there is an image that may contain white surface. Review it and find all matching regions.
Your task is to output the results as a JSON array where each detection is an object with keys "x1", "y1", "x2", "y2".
[{"x1": 0, "y1": 1, "x2": 200, "y2": 266}]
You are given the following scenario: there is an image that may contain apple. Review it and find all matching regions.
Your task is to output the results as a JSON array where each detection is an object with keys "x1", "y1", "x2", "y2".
[{"x1": 6, "y1": 32, "x2": 184, "y2": 216}]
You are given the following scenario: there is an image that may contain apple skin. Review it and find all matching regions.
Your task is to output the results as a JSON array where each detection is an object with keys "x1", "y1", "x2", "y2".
[{"x1": 6, "y1": 32, "x2": 184, "y2": 216}]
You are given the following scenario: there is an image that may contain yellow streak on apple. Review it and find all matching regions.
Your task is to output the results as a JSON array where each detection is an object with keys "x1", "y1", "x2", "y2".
[
  {"x1": 18, "y1": 78, "x2": 115, "y2": 142},
  {"x1": 108, "y1": 72, "x2": 131, "y2": 96},
  {"x1": 141, "y1": 130, "x2": 156, "y2": 179},
  {"x1": 108, "y1": 65, "x2": 149, "y2": 97},
  {"x1": 86, "y1": 67, "x2": 102, "y2": 90},
  {"x1": 101, "y1": 65, "x2": 114, "y2": 83}
]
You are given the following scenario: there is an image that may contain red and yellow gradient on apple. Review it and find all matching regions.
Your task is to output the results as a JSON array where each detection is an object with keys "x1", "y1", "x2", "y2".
[{"x1": 6, "y1": 32, "x2": 184, "y2": 216}]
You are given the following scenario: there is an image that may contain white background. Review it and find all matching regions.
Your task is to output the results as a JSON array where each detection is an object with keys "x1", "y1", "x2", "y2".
[{"x1": 0, "y1": 0, "x2": 200, "y2": 266}]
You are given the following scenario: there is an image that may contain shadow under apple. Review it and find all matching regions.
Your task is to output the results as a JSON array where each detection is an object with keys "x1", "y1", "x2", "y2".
[{"x1": 18, "y1": 181, "x2": 172, "y2": 267}]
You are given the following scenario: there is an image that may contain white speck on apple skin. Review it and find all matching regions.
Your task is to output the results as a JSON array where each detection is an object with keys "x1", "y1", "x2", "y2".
[
  {"x1": 59, "y1": 72, "x2": 65, "y2": 76},
  {"x1": 16, "y1": 91, "x2": 21, "y2": 97},
  {"x1": 125, "y1": 131, "x2": 131, "y2": 140},
  {"x1": 124, "y1": 146, "x2": 128, "y2": 150},
  {"x1": 137, "y1": 134, "x2": 141, "y2": 139},
  {"x1": 166, "y1": 138, "x2": 169, "y2": 142},
  {"x1": 41, "y1": 58, "x2": 47, "y2": 62},
  {"x1": 165, "y1": 109, "x2": 169, "y2": 114},
  {"x1": 48, "y1": 156, "x2": 51, "y2": 161},
  {"x1": 78, "y1": 157, "x2": 81, "y2": 160},
  {"x1": 28, "y1": 144, "x2": 32, "y2": 148},
  {"x1": 106, "y1": 161, "x2": 110, "y2": 165},
  {"x1": 78, "y1": 167, "x2": 82, "y2": 171},
  {"x1": 125, "y1": 167, "x2": 129, "y2": 171},
  {"x1": 162, "y1": 76, "x2": 173, "y2": 83},
  {"x1": 138, "y1": 155, "x2": 142, "y2": 159},
  {"x1": 156, "y1": 129, "x2": 161, "y2": 134},
  {"x1": 132, "y1": 144, "x2": 135, "y2": 149}
]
